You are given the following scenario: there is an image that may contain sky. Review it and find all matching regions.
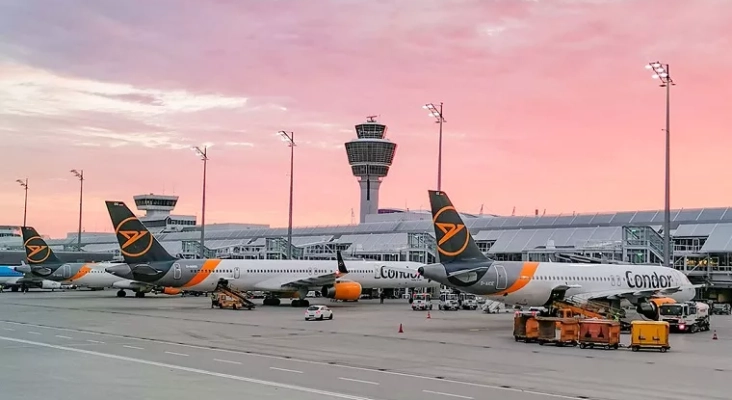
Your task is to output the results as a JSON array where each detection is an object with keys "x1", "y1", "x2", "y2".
[{"x1": 1, "y1": 0, "x2": 731, "y2": 238}]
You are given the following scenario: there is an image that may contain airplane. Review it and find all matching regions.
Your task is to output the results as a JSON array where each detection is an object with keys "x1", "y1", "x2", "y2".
[
  {"x1": 0, "y1": 265, "x2": 62, "y2": 292},
  {"x1": 103, "y1": 200, "x2": 439, "y2": 307},
  {"x1": 390, "y1": 190, "x2": 698, "y2": 320},
  {"x1": 16, "y1": 227, "x2": 183, "y2": 298}
]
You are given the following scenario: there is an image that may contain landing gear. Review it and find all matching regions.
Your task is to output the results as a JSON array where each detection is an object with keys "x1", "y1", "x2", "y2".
[
  {"x1": 263, "y1": 297, "x2": 281, "y2": 306},
  {"x1": 291, "y1": 299, "x2": 310, "y2": 307},
  {"x1": 134, "y1": 292, "x2": 146, "y2": 298},
  {"x1": 116, "y1": 290, "x2": 127, "y2": 297},
  {"x1": 11, "y1": 286, "x2": 19, "y2": 293}
]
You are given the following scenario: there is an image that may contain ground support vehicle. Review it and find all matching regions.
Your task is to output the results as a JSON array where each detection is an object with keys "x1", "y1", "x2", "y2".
[
  {"x1": 439, "y1": 293, "x2": 460, "y2": 311},
  {"x1": 459, "y1": 293, "x2": 478, "y2": 310},
  {"x1": 513, "y1": 312, "x2": 540, "y2": 343},
  {"x1": 630, "y1": 320, "x2": 670, "y2": 352},
  {"x1": 578, "y1": 319, "x2": 621, "y2": 350},
  {"x1": 536, "y1": 317, "x2": 579, "y2": 347},
  {"x1": 212, "y1": 279, "x2": 255, "y2": 310},
  {"x1": 658, "y1": 301, "x2": 710, "y2": 333},
  {"x1": 411, "y1": 293, "x2": 433, "y2": 311}
]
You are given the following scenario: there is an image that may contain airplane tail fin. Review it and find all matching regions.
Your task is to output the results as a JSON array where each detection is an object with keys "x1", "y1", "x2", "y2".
[
  {"x1": 336, "y1": 251, "x2": 349, "y2": 275},
  {"x1": 105, "y1": 201, "x2": 176, "y2": 263},
  {"x1": 428, "y1": 190, "x2": 487, "y2": 264},
  {"x1": 21, "y1": 227, "x2": 62, "y2": 265}
]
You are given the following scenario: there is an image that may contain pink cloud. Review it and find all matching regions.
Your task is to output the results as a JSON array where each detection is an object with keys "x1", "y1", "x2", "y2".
[{"x1": 1, "y1": 0, "x2": 731, "y2": 237}]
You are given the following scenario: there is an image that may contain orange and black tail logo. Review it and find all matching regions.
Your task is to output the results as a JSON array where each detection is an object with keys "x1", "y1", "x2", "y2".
[
  {"x1": 24, "y1": 236, "x2": 51, "y2": 264},
  {"x1": 433, "y1": 206, "x2": 470, "y2": 257},
  {"x1": 115, "y1": 217, "x2": 153, "y2": 258}
]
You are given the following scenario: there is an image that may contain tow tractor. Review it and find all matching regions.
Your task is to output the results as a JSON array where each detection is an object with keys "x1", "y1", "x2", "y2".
[
  {"x1": 411, "y1": 293, "x2": 433, "y2": 311},
  {"x1": 439, "y1": 293, "x2": 460, "y2": 311},
  {"x1": 212, "y1": 279, "x2": 255, "y2": 310},
  {"x1": 459, "y1": 293, "x2": 479, "y2": 310},
  {"x1": 658, "y1": 301, "x2": 710, "y2": 333}
]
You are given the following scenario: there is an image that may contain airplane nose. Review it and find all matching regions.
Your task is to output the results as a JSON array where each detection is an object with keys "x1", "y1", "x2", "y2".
[{"x1": 105, "y1": 264, "x2": 132, "y2": 277}]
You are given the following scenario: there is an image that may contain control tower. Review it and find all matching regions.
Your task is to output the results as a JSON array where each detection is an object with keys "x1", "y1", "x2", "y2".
[
  {"x1": 133, "y1": 194, "x2": 179, "y2": 218},
  {"x1": 344, "y1": 116, "x2": 397, "y2": 223}
]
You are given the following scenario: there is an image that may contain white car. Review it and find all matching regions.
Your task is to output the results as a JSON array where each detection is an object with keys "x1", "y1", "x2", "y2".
[{"x1": 305, "y1": 305, "x2": 333, "y2": 321}]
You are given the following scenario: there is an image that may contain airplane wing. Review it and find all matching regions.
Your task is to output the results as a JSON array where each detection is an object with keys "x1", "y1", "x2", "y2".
[
  {"x1": 569, "y1": 287, "x2": 684, "y2": 302},
  {"x1": 254, "y1": 251, "x2": 350, "y2": 290}
]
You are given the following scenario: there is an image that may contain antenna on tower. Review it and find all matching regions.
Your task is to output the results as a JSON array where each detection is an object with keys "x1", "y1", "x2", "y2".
[
  {"x1": 479, "y1": 204, "x2": 484, "y2": 216},
  {"x1": 366, "y1": 115, "x2": 378, "y2": 122},
  {"x1": 511, "y1": 206, "x2": 516, "y2": 216},
  {"x1": 542, "y1": 209, "x2": 547, "y2": 216},
  {"x1": 350, "y1": 208, "x2": 355, "y2": 225}
]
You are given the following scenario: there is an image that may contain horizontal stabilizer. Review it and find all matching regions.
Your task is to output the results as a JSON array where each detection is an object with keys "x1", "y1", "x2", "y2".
[{"x1": 447, "y1": 266, "x2": 490, "y2": 278}]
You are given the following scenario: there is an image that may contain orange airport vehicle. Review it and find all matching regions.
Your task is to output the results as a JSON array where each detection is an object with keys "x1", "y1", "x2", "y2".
[
  {"x1": 536, "y1": 317, "x2": 579, "y2": 347},
  {"x1": 578, "y1": 319, "x2": 621, "y2": 350},
  {"x1": 211, "y1": 280, "x2": 255, "y2": 310},
  {"x1": 513, "y1": 311, "x2": 540, "y2": 343},
  {"x1": 630, "y1": 320, "x2": 671, "y2": 352}
]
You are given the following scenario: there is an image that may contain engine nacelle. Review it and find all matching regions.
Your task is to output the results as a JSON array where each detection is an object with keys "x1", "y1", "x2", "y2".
[
  {"x1": 161, "y1": 287, "x2": 182, "y2": 295},
  {"x1": 321, "y1": 282, "x2": 362, "y2": 301},
  {"x1": 41, "y1": 280, "x2": 62, "y2": 289},
  {"x1": 636, "y1": 297, "x2": 675, "y2": 320}
]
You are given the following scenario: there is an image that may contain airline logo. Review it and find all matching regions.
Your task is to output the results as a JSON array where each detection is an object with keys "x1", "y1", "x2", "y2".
[
  {"x1": 375, "y1": 266, "x2": 421, "y2": 280},
  {"x1": 115, "y1": 217, "x2": 153, "y2": 258},
  {"x1": 625, "y1": 271, "x2": 675, "y2": 289},
  {"x1": 433, "y1": 205, "x2": 470, "y2": 257},
  {"x1": 23, "y1": 236, "x2": 51, "y2": 264}
]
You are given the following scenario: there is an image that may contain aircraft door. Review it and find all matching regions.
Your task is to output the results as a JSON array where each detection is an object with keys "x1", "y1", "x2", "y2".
[
  {"x1": 308, "y1": 266, "x2": 314, "y2": 276},
  {"x1": 374, "y1": 266, "x2": 381, "y2": 279},
  {"x1": 494, "y1": 265, "x2": 508, "y2": 290},
  {"x1": 611, "y1": 275, "x2": 617, "y2": 286},
  {"x1": 62, "y1": 265, "x2": 71, "y2": 279},
  {"x1": 173, "y1": 263, "x2": 181, "y2": 280},
  {"x1": 234, "y1": 267, "x2": 240, "y2": 279}
]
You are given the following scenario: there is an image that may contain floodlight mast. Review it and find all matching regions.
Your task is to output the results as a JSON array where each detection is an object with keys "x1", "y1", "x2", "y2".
[
  {"x1": 16, "y1": 178, "x2": 28, "y2": 227},
  {"x1": 192, "y1": 146, "x2": 209, "y2": 258},
  {"x1": 646, "y1": 61, "x2": 674, "y2": 269},
  {"x1": 70, "y1": 169, "x2": 84, "y2": 250},
  {"x1": 422, "y1": 102, "x2": 446, "y2": 191},
  {"x1": 278, "y1": 131, "x2": 296, "y2": 260}
]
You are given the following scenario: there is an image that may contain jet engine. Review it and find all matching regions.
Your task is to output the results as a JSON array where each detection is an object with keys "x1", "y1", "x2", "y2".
[
  {"x1": 161, "y1": 287, "x2": 182, "y2": 295},
  {"x1": 41, "y1": 280, "x2": 62, "y2": 289},
  {"x1": 636, "y1": 297, "x2": 676, "y2": 320},
  {"x1": 321, "y1": 282, "x2": 362, "y2": 301}
]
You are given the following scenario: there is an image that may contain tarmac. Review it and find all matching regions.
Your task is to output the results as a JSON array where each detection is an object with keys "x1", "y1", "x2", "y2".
[{"x1": 1, "y1": 290, "x2": 729, "y2": 400}]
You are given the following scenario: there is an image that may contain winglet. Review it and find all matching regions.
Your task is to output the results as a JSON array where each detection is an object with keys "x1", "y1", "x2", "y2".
[{"x1": 336, "y1": 251, "x2": 349, "y2": 275}]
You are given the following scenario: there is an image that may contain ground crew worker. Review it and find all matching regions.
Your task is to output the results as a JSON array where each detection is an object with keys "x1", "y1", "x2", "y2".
[
  {"x1": 211, "y1": 292, "x2": 218, "y2": 308},
  {"x1": 380, "y1": 291, "x2": 385, "y2": 304}
]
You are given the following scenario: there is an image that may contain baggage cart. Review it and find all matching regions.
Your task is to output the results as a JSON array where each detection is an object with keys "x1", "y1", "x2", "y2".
[
  {"x1": 513, "y1": 312, "x2": 540, "y2": 343},
  {"x1": 536, "y1": 317, "x2": 579, "y2": 347},
  {"x1": 630, "y1": 320, "x2": 670, "y2": 353},
  {"x1": 578, "y1": 319, "x2": 621, "y2": 350}
]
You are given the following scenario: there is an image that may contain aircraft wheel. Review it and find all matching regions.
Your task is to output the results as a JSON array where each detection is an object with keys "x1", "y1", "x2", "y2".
[{"x1": 116, "y1": 290, "x2": 127, "y2": 298}]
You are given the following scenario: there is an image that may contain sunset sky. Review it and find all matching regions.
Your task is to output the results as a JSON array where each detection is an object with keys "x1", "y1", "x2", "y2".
[{"x1": 1, "y1": 0, "x2": 731, "y2": 238}]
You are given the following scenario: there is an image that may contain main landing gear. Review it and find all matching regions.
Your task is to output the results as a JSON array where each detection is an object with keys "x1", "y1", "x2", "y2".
[
  {"x1": 261, "y1": 296, "x2": 310, "y2": 307},
  {"x1": 116, "y1": 290, "x2": 146, "y2": 298}
]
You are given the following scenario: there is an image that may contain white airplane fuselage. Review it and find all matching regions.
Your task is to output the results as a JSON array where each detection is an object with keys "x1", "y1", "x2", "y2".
[{"x1": 422, "y1": 261, "x2": 696, "y2": 306}]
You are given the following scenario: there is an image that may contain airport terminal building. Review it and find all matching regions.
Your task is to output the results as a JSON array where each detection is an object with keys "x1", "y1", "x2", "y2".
[{"x1": 2, "y1": 117, "x2": 731, "y2": 301}]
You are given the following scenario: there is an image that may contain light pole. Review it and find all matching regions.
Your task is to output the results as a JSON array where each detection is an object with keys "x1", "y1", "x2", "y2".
[
  {"x1": 16, "y1": 178, "x2": 28, "y2": 227},
  {"x1": 422, "y1": 102, "x2": 446, "y2": 191},
  {"x1": 645, "y1": 61, "x2": 674, "y2": 269},
  {"x1": 278, "y1": 131, "x2": 296, "y2": 260},
  {"x1": 70, "y1": 169, "x2": 84, "y2": 251},
  {"x1": 192, "y1": 146, "x2": 209, "y2": 258}
]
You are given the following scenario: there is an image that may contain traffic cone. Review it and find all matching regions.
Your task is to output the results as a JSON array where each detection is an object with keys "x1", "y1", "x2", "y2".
[
  {"x1": 713, "y1": 330, "x2": 718, "y2": 340},
  {"x1": 398, "y1": 323, "x2": 403, "y2": 333},
  {"x1": 426, "y1": 311, "x2": 431, "y2": 319}
]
